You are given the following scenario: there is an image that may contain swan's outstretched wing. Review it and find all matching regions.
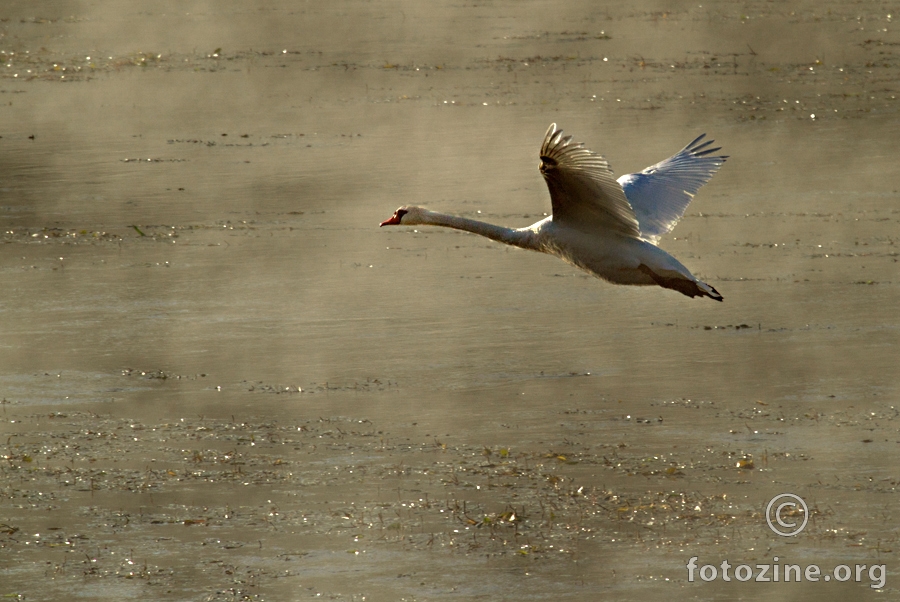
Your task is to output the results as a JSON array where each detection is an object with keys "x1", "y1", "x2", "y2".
[
  {"x1": 539, "y1": 124, "x2": 641, "y2": 238},
  {"x1": 617, "y1": 135, "x2": 727, "y2": 244}
]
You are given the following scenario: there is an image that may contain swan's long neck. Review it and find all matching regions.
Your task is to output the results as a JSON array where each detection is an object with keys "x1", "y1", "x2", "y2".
[{"x1": 415, "y1": 209, "x2": 538, "y2": 250}]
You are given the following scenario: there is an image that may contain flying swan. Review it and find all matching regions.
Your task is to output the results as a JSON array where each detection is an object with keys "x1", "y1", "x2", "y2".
[{"x1": 381, "y1": 124, "x2": 727, "y2": 301}]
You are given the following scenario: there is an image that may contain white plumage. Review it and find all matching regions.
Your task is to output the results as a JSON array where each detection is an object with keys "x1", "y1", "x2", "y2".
[{"x1": 381, "y1": 124, "x2": 727, "y2": 301}]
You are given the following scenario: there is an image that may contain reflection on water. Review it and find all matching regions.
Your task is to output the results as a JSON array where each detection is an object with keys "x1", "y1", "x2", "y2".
[{"x1": 1, "y1": 0, "x2": 898, "y2": 600}]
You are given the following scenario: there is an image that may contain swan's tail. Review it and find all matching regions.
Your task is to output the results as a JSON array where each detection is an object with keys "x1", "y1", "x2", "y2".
[{"x1": 638, "y1": 264, "x2": 723, "y2": 301}]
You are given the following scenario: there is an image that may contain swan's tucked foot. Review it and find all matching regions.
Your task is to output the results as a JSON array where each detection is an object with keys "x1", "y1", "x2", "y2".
[{"x1": 638, "y1": 264, "x2": 723, "y2": 302}]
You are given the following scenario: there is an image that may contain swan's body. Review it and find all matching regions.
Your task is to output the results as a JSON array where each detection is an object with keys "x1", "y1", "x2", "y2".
[{"x1": 381, "y1": 124, "x2": 727, "y2": 301}]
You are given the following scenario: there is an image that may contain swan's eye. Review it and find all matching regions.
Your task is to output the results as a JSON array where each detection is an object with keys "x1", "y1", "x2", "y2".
[{"x1": 396, "y1": 209, "x2": 408, "y2": 221}]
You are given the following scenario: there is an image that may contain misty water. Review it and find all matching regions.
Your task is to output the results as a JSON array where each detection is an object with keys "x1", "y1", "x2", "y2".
[{"x1": 1, "y1": 1, "x2": 898, "y2": 600}]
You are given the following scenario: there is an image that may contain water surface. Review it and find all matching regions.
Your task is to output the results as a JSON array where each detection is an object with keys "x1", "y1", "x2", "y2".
[{"x1": 1, "y1": 1, "x2": 898, "y2": 600}]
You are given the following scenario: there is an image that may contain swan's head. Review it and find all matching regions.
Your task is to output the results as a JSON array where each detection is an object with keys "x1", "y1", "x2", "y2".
[{"x1": 379, "y1": 206, "x2": 427, "y2": 227}]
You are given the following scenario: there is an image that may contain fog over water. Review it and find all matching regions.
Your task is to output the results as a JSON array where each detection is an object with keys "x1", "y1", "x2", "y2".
[{"x1": 1, "y1": 1, "x2": 898, "y2": 600}]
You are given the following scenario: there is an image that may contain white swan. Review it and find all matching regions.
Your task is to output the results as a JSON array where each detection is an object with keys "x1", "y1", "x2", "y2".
[{"x1": 381, "y1": 124, "x2": 726, "y2": 301}]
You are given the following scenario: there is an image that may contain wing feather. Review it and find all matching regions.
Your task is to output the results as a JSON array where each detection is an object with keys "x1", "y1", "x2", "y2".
[
  {"x1": 539, "y1": 124, "x2": 640, "y2": 238},
  {"x1": 617, "y1": 134, "x2": 727, "y2": 243}
]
